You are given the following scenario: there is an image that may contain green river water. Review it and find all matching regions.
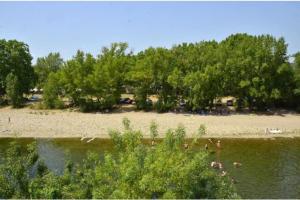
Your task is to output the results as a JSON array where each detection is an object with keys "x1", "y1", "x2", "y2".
[{"x1": 0, "y1": 138, "x2": 300, "y2": 199}]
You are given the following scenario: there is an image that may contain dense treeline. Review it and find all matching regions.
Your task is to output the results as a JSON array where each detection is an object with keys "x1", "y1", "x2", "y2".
[
  {"x1": 1, "y1": 33, "x2": 300, "y2": 111},
  {"x1": 0, "y1": 120, "x2": 239, "y2": 199},
  {"x1": 40, "y1": 34, "x2": 300, "y2": 112}
]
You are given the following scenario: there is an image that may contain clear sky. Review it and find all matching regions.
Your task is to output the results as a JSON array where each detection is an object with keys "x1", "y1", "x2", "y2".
[{"x1": 1, "y1": 2, "x2": 300, "y2": 63}]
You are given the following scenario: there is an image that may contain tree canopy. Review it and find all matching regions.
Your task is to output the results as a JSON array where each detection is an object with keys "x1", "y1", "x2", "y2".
[
  {"x1": 0, "y1": 39, "x2": 34, "y2": 106},
  {"x1": 34, "y1": 52, "x2": 64, "y2": 89},
  {"x1": 2, "y1": 34, "x2": 300, "y2": 111},
  {"x1": 40, "y1": 33, "x2": 300, "y2": 112}
]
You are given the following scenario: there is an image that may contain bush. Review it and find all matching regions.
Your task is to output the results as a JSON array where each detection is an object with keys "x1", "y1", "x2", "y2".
[
  {"x1": 0, "y1": 121, "x2": 240, "y2": 199},
  {"x1": 154, "y1": 99, "x2": 176, "y2": 113}
]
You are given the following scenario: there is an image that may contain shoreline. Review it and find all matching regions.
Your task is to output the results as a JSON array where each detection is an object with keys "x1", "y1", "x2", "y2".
[{"x1": 1, "y1": 107, "x2": 300, "y2": 139}]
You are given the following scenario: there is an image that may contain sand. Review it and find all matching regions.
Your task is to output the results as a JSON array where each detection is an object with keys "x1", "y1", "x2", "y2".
[{"x1": 0, "y1": 107, "x2": 300, "y2": 139}]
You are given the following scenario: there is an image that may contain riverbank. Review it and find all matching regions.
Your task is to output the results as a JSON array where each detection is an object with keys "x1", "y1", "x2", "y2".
[{"x1": 0, "y1": 107, "x2": 300, "y2": 139}]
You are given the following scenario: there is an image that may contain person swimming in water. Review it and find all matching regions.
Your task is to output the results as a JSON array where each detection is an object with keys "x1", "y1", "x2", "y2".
[
  {"x1": 233, "y1": 162, "x2": 242, "y2": 167},
  {"x1": 184, "y1": 143, "x2": 189, "y2": 149},
  {"x1": 221, "y1": 171, "x2": 227, "y2": 177},
  {"x1": 151, "y1": 140, "x2": 155, "y2": 146},
  {"x1": 205, "y1": 144, "x2": 208, "y2": 150},
  {"x1": 211, "y1": 161, "x2": 223, "y2": 170}
]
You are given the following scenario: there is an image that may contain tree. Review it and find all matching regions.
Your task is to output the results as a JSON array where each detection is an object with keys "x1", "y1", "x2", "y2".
[
  {"x1": 58, "y1": 50, "x2": 96, "y2": 110},
  {"x1": 43, "y1": 72, "x2": 64, "y2": 109},
  {"x1": 0, "y1": 39, "x2": 34, "y2": 106},
  {"x1": 89, "y1": 43, "x2": 132, "y2": 110},
  {"x1": 0, "y1": 142, "x2": 38, "y2": 198},
  {"x1": 39, "y1": 34, "x2": 300, "y2": 112},
  {"x1": 5, "y1": 73, "x2": 23, "y2": 107},
  {"x1": 34, "y1": 52, "x2": 64, "y2": 89},
  {"x1": 129, "y1": 47, "x2": 175, "y2": 112},
  {"x1": 292, "y1": 52, "x2": 300, "y2": 110}
]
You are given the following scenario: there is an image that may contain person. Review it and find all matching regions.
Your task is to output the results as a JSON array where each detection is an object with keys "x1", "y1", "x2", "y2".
[
  {"x1": 233, "y1": 162, "x2": 242, "y2": 167},
  {"x1": 221, "y1": 171, "x2": 227, "y2": 176},
  {"x1": 211, "y1": 161, "x2": 223, "y2": 169},
  {"x1": 184, "y1": 143, "x2": 189, "y2": 149},
  {"x1": 8, "y1": 117, "x2": 10, "y2": 123},
  {"x1": 231, "y1": 178, "x2": 237, "y2": 184},
  {"x1": 205, "y1": 144, "x2": 208, "y2": 150},
  {"x1": 219, "y1": 162, "x2": 223, "y2": 169},
  {"x1": 265, "y1": 128, "x2": 269, "y2": 134},
  {"x1": 211, "y1": 161, "x2": 217, "y2": 168},
  {"x1": 151, "y1": 140, "x2": 155, "y2": 146},
  {"x1": 216, "y1": 140, "x2": 221, "y2": 148}
]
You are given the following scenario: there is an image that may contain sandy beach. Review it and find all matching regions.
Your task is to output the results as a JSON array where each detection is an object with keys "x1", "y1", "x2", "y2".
[{"x1": 0, "y1": 107, "x2": 300, "y2": 139}]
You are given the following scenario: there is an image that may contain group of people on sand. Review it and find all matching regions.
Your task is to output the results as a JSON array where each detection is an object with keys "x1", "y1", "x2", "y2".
[{"x1": 206, "y1": 139, "x2": 242, "y2": 183}]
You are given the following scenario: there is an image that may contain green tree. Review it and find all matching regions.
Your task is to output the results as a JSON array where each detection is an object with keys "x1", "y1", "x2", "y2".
[
  {"x1": 43, "y1": 72, "x2": 64, "y2": 109},
  {"x1": 89, "y1": 43, "x2": 132, "y2": 111},
  {"x1": 0, "y1": 142, "x2": 38, "y2": 198},
  {"x1": 34, "y1": 52, "x2": 64, "y2": 89},
  {"x1": 292, "y1": 52, "x2": 300, "y2": 110},
  {"x1": 0, "y1": 39, "x2": 34, "y2": 106},
  {"x1": 5, "y1": 73, "x2": 23, "y2": 107}
]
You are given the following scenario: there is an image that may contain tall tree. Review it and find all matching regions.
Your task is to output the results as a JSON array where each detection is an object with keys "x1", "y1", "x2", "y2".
[
  {"x1": 5, "y1": 73, "x2": 22, "y2": 107},
  {"x1": 34, "y1": 52, "x2": 64, "y2": 89},
  {"x1": 0, "y1": 39, "x2": 34, "y2": 106}
]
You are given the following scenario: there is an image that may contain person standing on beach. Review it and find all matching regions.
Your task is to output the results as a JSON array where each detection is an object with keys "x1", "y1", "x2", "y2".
[{"x1": 8, "y1": 117, "x2": 10, "y2": 123}]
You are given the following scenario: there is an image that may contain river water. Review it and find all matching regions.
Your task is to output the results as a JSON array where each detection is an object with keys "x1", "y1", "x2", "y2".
[{"x1": 0, "y1": 138, "x2": 299, "y2": 199}]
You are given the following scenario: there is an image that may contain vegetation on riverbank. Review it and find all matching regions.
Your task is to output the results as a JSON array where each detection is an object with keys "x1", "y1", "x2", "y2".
[
  {"x1": 1, "y1": 34, "x2": 300, "y2": 112},
  {"x1": 0, "y1": 119, "x2": 239, "y2": 199}
]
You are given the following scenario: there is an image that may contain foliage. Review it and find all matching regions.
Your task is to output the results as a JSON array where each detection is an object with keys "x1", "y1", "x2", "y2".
[
  {"x1": 0, "y1": 121, "x2": 239, "y2": 199},
  {"x1": 0, "y1": 39, "x2": 34, "y2": 106},
  {"x1": 34, "y1": 52, "x2": 64, "y2": 89},
  {"x1": 150, "y1": 120, "x2": 159, "y2": 140},
  {"x1": 42, "y1": 72, "x2": 64, "y2": 109},
  {"x1": 42, "y1": 43, "x2": 132, "y2": 111},
  {"x1": 5, "y1": 73, "x2": 23, "y2": 107},
  {"x1": 3, "y1": 34, "x2": 300, "y2": 111},
  {"x1": 0, "y1": 142, "x2": 38, "y2": 198}
]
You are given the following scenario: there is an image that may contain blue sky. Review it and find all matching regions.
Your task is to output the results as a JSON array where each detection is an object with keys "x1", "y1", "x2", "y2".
[{"x1": 1, "y1": 2, "x2": 300, "y2": 63}]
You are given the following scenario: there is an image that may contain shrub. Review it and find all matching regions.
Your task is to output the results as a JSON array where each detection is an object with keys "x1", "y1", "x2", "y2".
[{"x1": 0, "y1": 121, "x2": 239, "y2": 199}]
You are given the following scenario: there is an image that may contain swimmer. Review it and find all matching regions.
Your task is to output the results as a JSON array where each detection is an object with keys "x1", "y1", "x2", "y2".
[
  {"x1": 184, "y1": 143, "x2": 189, "y2": 149},
  {"x1": 211, "y1": 161, "x2": 223, "y2": 169},
  {"x1": 221, "y1": 171, "x2": 227, "y2": 177},
  {"x1": 205, "y1": 144, "x2": 208, "y2": 150},
  {"x1": 233, "y1": 162, "x2": 242, "y2": 167},
  {"x1": 151, "y1": 140, "x2": 155, "y2": 146}
]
